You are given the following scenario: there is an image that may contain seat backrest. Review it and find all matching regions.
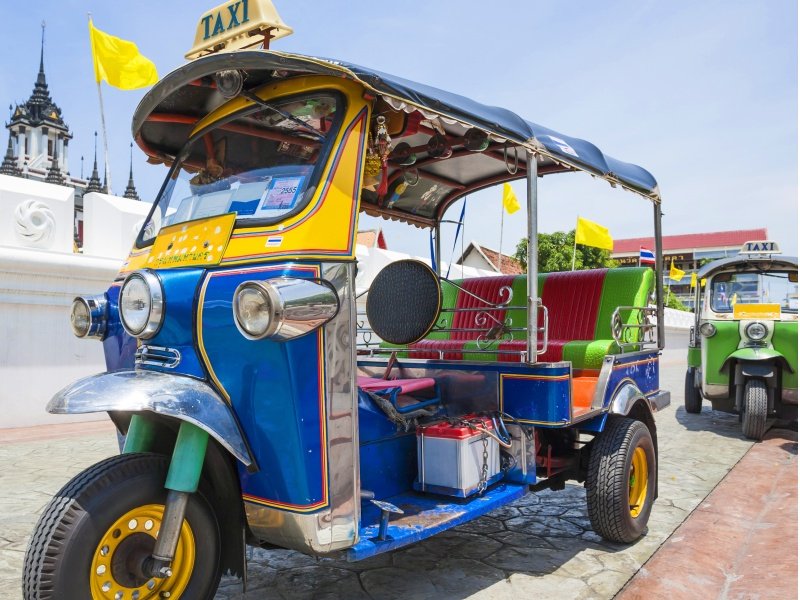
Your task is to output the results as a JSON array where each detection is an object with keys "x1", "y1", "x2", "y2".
[
  {"x1": 594, "y1": 268, "x2": 655, "y2": 339},
  {"x1": 540, "y1": 269, "x2": 608, "y2": 341}
]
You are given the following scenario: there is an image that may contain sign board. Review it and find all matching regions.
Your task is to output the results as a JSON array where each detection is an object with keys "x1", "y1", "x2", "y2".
[
  {"x1": 740, "y1": 240, "x2": 781, "y2": 255},
  {"x1": 186, "y1": 0, "x2": 293, "y2": 60}
]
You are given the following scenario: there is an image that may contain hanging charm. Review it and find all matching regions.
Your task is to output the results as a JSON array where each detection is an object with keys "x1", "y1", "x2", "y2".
[{"x1": 374, "y1": 116, "x2": 393, "y2": 197}]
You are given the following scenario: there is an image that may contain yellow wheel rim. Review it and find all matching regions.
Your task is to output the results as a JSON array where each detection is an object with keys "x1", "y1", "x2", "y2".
[
  {"x1": 628, "y1": 447, "x2": 649, "y2": 518},
  {"x1": 89, "y1": 504, "x2": 195, "y2": 600}
]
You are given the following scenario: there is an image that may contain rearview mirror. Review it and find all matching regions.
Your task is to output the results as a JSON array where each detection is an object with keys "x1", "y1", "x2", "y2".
[
  {"x1": 714, "y1": 273, "x2": 732, "y2": 283},
  {"x1": 790, "y1": 271, "x2": 798, "y2": 283}
]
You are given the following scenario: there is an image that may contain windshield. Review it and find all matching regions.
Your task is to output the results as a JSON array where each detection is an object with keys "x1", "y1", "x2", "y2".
[
  {"x1": 139, "y1": 92, "x2": 341, "y2": 244},
  {"x1": 710, "y1": 271, "x2": 798, "y2": 313}
]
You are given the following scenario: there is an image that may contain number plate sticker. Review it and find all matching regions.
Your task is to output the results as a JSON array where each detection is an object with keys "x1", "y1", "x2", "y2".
[
  {"x1": 733, "y1": 303, "x2": 781, "y2": 320},
  {"x1": 149, "y1": 213, "x2": 237, "y2": 268}
]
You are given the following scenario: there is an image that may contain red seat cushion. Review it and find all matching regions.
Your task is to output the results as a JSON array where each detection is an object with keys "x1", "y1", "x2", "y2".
[
  {"x1": 541, "y1": 270, "x2": 607, "y2": 341},
  {"x1": 357, "y1": 376, "x2": 436, "y2": 394}
]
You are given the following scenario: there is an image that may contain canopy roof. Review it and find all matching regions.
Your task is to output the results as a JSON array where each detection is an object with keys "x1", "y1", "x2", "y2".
[
  {"x1": 697, "y1": 255, "x2": 798, "y2": 279},
  {"x1": 133, "y1": 50, "x2": 660, "y2": 227}
]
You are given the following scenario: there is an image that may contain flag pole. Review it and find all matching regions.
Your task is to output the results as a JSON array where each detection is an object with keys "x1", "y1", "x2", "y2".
[
  {"x1": 498, "y1": 199, "x2": 505, "y2": 267},
  {"x1": 571, "y1": 220, "x2": 577, "y2": 271},
  {"x1": 89, "y1": 14, "x2": 112, "y2": 193}
]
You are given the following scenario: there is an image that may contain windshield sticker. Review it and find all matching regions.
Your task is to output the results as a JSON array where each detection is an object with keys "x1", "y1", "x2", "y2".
[
  {"x1": 257, "y1": 176, "x2": 306, "y2": 214},
  {"x1": 192, "y1": 190, "x2": 233, "y2": 219},
  {"x1": 228, "y1": 180, "x2": 272, "y2": 217}
]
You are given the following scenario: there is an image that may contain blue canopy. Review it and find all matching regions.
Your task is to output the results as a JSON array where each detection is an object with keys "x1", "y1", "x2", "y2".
[{"x1": 133, "y1": 50, "x2": 660, "y2": 227}]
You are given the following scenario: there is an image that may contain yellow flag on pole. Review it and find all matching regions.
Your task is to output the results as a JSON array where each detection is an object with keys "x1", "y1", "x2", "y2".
[
  {"x1": 89, "y1": 20, "x2": 158, "y2": 90},
  {"x1": 575, "y1": 216, "x2": 613, "y2": 251},
  {"x1": 690, "y1": 272, "x2": 697, "y2": 288},
  {"x1": 502, "y1": 183, "x2": 520, "y2": 214},
  {"x1": 669, "y1": 259, "x2": 685, "y2": 282}
]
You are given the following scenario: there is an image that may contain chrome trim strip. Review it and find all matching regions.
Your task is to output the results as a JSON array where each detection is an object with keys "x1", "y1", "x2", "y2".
[
  {"x1": 46, "y1": 370, "x2": 254, "y2": 467},
  {"x1": 135, "y1": 345, "x2": 182, "y2": 368}
]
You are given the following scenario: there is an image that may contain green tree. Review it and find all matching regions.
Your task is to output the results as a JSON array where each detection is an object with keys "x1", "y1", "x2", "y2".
[
  {"x1": 513, "y1": 230, "x2": 618, "y2": 272},
  {"x1": 663, "y1": 286, "x2": 689, "y2": 311}
]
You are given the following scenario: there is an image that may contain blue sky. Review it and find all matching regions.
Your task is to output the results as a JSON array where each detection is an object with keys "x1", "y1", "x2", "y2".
[{"x1": 1, "y1": 1, "x2": 796, "y2": 257}]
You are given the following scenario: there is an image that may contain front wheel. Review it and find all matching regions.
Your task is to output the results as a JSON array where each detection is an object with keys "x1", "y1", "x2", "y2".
[
  {"x1": 742, "y1": 379, "x2": 768, "y2": 441},
  {"x1": 684, "y1": 368, "x2": 702, "y2": 414},
  {"x1": 23, "y1": 453, "x2": 221, "y2": 600},
  {"x1": 586, "y1": 417, "x2": 656, "y2": 543}
]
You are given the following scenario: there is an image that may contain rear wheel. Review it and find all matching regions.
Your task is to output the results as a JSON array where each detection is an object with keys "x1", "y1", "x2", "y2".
[
  {"x1": 23, "y1": 453, "x2": 221, "y2": 600},
  {"x1": 742, "y1": 379, "x2": 768, "y2": 441},
  {"x1": 684, "y1": 368, "x2": 702, "y2": 414},
  {"x1": 586, "y1": 417, "x2": 656, "y2": 543}
]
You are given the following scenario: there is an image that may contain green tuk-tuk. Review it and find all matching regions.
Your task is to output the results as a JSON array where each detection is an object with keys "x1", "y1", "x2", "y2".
[{"x1": 685, "y1": 241, "x2": 798, "y2": 440}]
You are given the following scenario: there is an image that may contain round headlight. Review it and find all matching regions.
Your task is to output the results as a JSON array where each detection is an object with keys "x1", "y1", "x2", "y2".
[
  {"x1": 233, "y1": 282, "x2": 278, "y2": 339},
  {"x1": 70, "y1": 295, "x2": 108, "y2": 339},
  {"x1": 119, "y1": 271, "x2": 164, "y2": 338},
  {"x1": 70, "y1": 298, "x2": 91, "y2": 337},
  {"x1": 699, "y1": 322, "x2": 717, "y2": 337},
  {"x1": 745, "y1": 322, "x2": 768, "y2": 341}
]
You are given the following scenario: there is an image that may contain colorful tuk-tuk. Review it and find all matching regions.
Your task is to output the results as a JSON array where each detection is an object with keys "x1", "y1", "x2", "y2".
[
  {"x1": 685, "y1": 241, "x2": 798, "y2": 440},
  {"x1": 23, "y1": 2, "x2": 670, "y2": 598}
]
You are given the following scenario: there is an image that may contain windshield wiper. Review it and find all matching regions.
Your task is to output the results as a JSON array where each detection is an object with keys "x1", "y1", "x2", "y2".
[{"x1": 240, "y1": 90, "x2": 326, "y2": 142}]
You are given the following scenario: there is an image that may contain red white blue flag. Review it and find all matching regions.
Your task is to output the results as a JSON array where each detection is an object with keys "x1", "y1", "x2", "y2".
[{"x1": 639, "y1": 247, "x2": 656, "y2": 265}]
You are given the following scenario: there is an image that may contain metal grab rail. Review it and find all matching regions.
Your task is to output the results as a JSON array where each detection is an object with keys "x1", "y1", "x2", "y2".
[{"x1": 610, "y1": 306, "x2": 658, "y2": 350}]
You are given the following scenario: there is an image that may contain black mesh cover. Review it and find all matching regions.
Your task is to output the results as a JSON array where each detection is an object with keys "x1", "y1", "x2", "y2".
[{"x1": 366, "y1": 260, "x2": 442, "y2": 345}]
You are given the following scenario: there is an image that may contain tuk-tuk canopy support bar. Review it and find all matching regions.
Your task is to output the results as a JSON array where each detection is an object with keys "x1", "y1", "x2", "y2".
[{"x1": 526, "y1": 151, "x2": 539, "y2": 364}]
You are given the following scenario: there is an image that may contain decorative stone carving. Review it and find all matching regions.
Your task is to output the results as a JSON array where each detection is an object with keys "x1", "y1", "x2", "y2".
[{"x1": 14, "y1": 199, "x2": 56, "y2": 248}]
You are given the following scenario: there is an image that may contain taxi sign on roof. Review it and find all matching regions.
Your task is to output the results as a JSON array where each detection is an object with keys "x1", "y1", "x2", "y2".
[
  {"x1": 186, "y1": 0, "x2": 293, "y2": 60},
  {"x1": 740, "y1": 240, "x2": 781, "y2": 255}
]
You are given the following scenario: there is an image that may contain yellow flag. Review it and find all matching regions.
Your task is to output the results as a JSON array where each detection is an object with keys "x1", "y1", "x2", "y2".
[
  {"x1": 690, "y1": 272, "x2": 697, "y2": 288},
  {"x1": 701, "y1": 277, "x2": 707, "y2": 287},
  {"x1": 669, "y1": 259, "x2": 685, "y2": 282},
  {"x1": 502, "y1": 183, "x2": 520, "y2": 214},
  {"x1": 89, "y1": 21, "x2": 158, "y2": 90},
  {"x1": 575, "y1": 216, "x2": 613, "y2": 251}
]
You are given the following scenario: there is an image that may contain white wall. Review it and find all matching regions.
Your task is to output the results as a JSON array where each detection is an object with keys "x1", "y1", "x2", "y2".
[
  {"x1": 82, "y1": 192, "x2": 152, "y2": 259},
  {"x1": 0, "y1": 174, "x2": 74, "y2": 253},
  {"x1": 0, "y1": 248, "x2": 121, "y2": 427}
]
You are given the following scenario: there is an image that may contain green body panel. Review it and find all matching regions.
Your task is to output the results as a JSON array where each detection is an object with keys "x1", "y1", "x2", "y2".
[
  {"x1": 594, "y1": 268, "x2": 654, "y2": 339},
  {"x1": 702, "y1": 321, "x2": 740, "y2": 386},
  {"x1": 562, "y1": 339, "x2": 616, "y2": 370},
  {"x1": 687, "y1": 346, "x2": 701, "y2": 368},
  {"x1": 773, "y1": 321, "x2": 798, "y2": 390},
  {"x1": 122, "y1": 414, "x2": 157, "y2": 454},
  {"x1": 165, "y1": 421, "x2": 210, "y2": 493}
]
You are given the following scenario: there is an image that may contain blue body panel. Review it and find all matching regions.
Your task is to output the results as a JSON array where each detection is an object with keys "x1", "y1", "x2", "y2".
[
  {"x1": 499, "y1": 370, "x2": 571, "y2": 426},
  {"x1": 142, "y1": 268, "x2": 207, "y2": 379},
  {"x1": 348, "y1": 483, "x2": 526, "y2": 561},
  {"x1": 199, "y1": 263, "x2": 329, "y2": 512},
  {"x1": 102, "y1": 284, "x2": 137, "y2": 372}
]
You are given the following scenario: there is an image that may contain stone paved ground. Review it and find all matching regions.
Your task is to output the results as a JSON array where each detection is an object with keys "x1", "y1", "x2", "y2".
[{"x1": 0, "y1": 335, "x2": 768, "y2": 599}]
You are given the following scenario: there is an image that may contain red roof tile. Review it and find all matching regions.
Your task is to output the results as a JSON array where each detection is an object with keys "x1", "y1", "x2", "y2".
[
  {"x1": 479, "y1": 246, "x2": 525, "y2": 275},
  {"x1": 613, "y1": 229, "x2": 768, "y2": 254}
]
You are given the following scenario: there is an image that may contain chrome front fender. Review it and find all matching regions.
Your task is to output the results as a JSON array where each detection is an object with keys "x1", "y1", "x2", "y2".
[
  {"x1": 608, "y1": 380, "x2": 670, "y2": 416},
  {"x1": 47, "y1": 370, "x2": 254, "y2": 468}
]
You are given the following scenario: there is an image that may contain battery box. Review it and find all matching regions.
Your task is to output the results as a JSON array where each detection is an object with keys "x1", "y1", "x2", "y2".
[{"x1": 414, "y1": 416, "x2": 501, "y2": 497}]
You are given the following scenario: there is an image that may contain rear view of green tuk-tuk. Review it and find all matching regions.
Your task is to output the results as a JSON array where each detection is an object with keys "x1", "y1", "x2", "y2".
[{"x1": 685, "y1": 241, "x2": 798, "y2": 440}]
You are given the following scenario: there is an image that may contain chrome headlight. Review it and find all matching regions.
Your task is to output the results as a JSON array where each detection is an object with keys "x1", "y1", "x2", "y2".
[
  {"x1": 745, "y1": 322, "x2": 768, "y2": 341},
  {"x1": 119, "y1": 271, "x2": 164, "y2": 339},
  {"x1": 233, "y1": 277, "x2": 339, "y2": 341},
  {"x1": 699, "y1": 322, "x2": 717, "y2": 337},
  {"x1": 70, "y1": 295, "x2": 108, "y2": 339}
]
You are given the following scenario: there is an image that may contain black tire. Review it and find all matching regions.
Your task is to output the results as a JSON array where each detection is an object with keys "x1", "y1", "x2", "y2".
[
  {"x1": 742, "y1": 379, "x2": 768, "y2": 441},
  {"x1": 684, "y1": 368, "x2": 702, "y2": 414},
  {"x1": 586, "y1": 417, "x2": 656, "y2": 543},
  {"x1": 23, "y1": 453, "x2": 221, "y2": 600}
]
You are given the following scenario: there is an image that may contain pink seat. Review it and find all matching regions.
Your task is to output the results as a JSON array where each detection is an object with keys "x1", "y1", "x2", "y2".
[{"x1": 357, "y1": 376, "x2": 436, "y2": 394}]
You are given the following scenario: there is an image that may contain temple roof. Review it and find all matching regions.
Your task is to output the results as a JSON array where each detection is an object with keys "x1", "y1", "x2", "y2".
[{"x1": 8, "y1": 24, "x2": 71, "y2": 136}]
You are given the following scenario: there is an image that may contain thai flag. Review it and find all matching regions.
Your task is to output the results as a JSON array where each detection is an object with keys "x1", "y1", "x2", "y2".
[{"x1": 639, "y1": 247, "x2": 656, "y2": 265}]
